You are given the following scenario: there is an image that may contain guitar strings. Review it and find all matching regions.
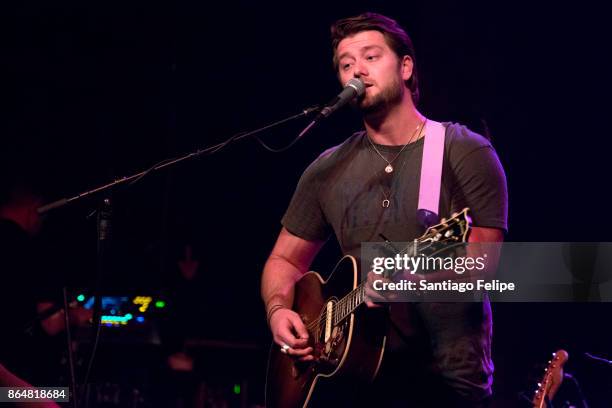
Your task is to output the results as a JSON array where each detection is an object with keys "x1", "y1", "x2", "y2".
[
  {"x1": 301, "y1": 230, "x2": 467, "y2": 333},
  {"x1": 303, "y1": 240, "x2": 442, "y2": 331}
]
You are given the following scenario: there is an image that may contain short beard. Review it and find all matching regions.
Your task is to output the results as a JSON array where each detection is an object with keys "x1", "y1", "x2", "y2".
[{"x1": 355, "y1": 77, "x2": 404, "y2": 117}]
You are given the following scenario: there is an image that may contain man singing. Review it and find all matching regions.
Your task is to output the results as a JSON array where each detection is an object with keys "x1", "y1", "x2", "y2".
[{"x1": 261, "y1": 12, "x2": 507, "y2": 407}]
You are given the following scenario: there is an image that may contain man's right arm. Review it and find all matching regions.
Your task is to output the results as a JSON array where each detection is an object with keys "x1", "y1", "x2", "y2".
[{"x1": 261, "y1": 227, "x2": 324, "y2": 360}]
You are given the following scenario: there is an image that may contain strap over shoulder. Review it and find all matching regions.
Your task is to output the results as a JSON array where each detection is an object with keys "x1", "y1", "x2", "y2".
[{"x1": 417, "y1": 120, "x2": 446, "y2": 228}]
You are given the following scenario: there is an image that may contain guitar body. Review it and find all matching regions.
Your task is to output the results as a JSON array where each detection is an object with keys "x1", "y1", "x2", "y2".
[
  {"x1": 265, "y1": 255, "x2": 387, "y2": 408},
  {"x1": 265, "y1": 209, "x2": 473, "y2": 407}
]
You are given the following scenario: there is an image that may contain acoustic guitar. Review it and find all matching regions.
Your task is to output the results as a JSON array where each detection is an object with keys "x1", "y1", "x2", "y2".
[{"x1": 265, "y1": 208, "x2": 472, "y2": 408}]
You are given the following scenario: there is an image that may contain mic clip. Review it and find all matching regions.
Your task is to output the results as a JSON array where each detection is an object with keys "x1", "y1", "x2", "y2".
[{"x1": 302, "y1": 105, "x2": 321, "y2": 116}]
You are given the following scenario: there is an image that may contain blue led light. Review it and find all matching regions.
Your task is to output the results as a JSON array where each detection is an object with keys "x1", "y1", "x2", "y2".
[
  {"x1": 84, "y1": 297, "x2": 94, "y2": 309},
  {"x1": 136, "y1": 316, "x2": 145, "y2": 323}
]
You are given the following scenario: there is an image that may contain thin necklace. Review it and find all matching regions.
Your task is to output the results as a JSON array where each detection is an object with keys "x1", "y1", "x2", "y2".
[
  {"x1": 367, "y1": 119, "x2": 426, "y2": 174},
  {"x1": 370, "y1": 119, "x2": 427, "y2": 208},
  {"x1": 378, "y1": 155, "x2": 409, "y2": 208}
]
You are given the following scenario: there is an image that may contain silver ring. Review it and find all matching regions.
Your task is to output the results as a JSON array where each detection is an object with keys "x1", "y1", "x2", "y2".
[{"x1": 280, "y1": 343, "x2": 290, "y2": 354}]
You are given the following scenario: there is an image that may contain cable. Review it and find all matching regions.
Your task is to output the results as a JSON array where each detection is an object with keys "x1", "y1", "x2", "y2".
[
  {"x1": 79, "y1": 315, "x2": 102, "y2": 407},
  {"x1": 254, "y1": 119, "x2": 317, "y2": 153},
  {"x1": 564, "y1": 373, "x2": 589, "y2": 408},
  {"x1": 63, "y1": 287, "x2": 78, "y2": 408},
  {"x1": 127, "y1": 106, "x2": 319, "y2": 187}
]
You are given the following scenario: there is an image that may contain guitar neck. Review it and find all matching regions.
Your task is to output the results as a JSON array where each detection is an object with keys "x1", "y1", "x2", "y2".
[
  {"x1": 332, "y1": 209, "x2": 471, "y2": 326},
  {"x1": 332, "y1": 283, "x2": 367, "y2": 326}
]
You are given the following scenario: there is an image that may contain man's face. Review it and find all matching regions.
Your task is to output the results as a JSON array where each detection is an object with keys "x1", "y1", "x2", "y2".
[{"x1": 336, "y1": 30, "x2": 412, "y2": 115}]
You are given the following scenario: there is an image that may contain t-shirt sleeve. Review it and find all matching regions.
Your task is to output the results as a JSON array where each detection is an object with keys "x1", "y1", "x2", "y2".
[
  {"x1": 281, "y1": 160, "x2": 332, "y2": 242},
  {"x1": 450, "y1": 145, "x2": 508, "y2": 232}
]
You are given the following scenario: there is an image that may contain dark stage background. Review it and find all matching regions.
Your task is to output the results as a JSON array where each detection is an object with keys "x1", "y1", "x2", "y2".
[{"x1": 1, "y1": 0, "x2": 610, "y2": 406}]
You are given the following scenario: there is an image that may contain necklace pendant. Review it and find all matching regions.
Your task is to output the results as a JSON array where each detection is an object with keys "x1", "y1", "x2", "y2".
[
  {"x1": 384, "y1": 164, "x2": 394, "y2": 173},
  {"x1": 382, "y1": 199, "x2": 390, "y2": 208}
]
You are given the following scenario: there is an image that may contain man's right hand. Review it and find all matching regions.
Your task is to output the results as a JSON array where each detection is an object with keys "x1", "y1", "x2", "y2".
[{"x1": 269, "y1": 308, "x2": 314, "y2": 362}]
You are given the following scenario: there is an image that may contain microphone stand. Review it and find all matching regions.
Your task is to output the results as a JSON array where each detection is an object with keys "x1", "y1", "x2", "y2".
[
  {"x1": 35, "y1": 105, "x2": 319, "y2": 407},
  {"x1": 38, "y1": 105, "x2": 319, "y2": 215},
  {"x1": 584, "y1": 352, "x2": 612, "y2": 367}
]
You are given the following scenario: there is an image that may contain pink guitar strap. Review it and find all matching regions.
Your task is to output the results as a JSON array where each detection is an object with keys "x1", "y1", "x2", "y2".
[{"x1": 417, "y1": 120, "x2": 446, "y2": 228}]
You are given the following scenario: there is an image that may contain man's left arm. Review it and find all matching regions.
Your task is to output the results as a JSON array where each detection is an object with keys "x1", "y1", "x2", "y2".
[
  {"x1": 408, "y1": 138, "x2": 509, "y2": 283},
  {"x1": 396, "y1": 226, "x2": 504, "y2": 284}
]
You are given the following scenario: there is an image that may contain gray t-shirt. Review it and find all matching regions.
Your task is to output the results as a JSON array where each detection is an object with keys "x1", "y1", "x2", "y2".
[
  {"x1": 282, "y1": 122, "x2": 507, "y2": 250},
  {"x1": 281, "y1": 122, "x2": 508, "y2": 401}
]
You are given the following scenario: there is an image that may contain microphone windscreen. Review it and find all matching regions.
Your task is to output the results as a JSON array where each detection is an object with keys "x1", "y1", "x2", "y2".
[{"x1": 345, "y1": 78, "x2": 366, "y2": 97}]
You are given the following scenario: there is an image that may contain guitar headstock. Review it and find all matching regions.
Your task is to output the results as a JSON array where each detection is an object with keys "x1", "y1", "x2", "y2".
[
  {"x1": 420, "y1": 207, "x2": 472, "y2": 246},
  {"x1": 532, "y1": 349, "x2": 569, "y2": 408}
]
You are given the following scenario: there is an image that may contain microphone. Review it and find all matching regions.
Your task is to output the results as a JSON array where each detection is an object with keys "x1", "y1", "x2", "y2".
[
  {"x1": 296, "y1": 78, "x2": 365, "y2": 140},
  {"x1": 313, "y1": 78, "x2": 366, "y2": 123}
]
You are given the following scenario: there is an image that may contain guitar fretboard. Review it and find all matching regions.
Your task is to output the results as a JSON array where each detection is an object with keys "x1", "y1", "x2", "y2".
[
  {"x1": 329, "y1": 208, "x2": 471, "y2": 326},
  {"x1": 333, "y1": 283, "x2": 366, "y2": 326}
]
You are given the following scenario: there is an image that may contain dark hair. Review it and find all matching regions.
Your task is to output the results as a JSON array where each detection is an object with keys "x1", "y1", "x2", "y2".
[{"x1": 331, "y1": 12, "x2": 419, "y2": 104}]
